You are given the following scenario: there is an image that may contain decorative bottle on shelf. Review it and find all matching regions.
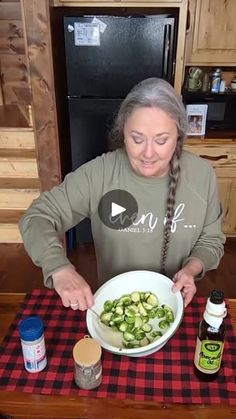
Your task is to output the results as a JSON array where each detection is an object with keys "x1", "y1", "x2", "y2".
[
  {"x1": 211, "y1": 68, "x2": 221, "y2": 93},
  {"x1": 219, "y1": 79, "x2": 226, "y2": 93},
  {"x1": 194, "y1": 289, "x2": 227, "y2": 381},
  {"x1": 202, "y1": 72, "x2": 210, "y2": 92}
]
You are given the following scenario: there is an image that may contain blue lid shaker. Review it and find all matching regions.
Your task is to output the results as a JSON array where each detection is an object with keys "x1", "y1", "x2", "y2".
[{"x1": 19, "y1": 316, "x2": 47, "y2": 373}]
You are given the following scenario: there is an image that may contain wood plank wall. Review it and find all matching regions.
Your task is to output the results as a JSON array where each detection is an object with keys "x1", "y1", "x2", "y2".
[
  {"x1": 0, "y1": 126, "x2": 40, "y2": 243},
  {"x1": 21, "y1": 0, "x2": 62, "y2": 190},
  {"x1": 0, "y1": 1, "x2": 40, "y2": 243},
  {"x1": 0, "y1": 0, "x2": 30, "y2": 106}
]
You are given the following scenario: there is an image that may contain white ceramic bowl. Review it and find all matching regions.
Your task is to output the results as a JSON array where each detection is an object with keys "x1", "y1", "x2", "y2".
[{"x1": 86, "y1": 270, "x2": 184, "y2": 357}]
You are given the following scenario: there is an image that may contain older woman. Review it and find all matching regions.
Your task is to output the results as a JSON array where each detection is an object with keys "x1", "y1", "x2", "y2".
[{"x1": 19, "y1": 78, "x2": 225, "y2": 310}]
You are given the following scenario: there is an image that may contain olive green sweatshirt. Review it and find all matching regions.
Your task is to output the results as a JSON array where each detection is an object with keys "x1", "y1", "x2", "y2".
[{"x1": 19, "y1": 149, "x2": 225, "y2": 288}]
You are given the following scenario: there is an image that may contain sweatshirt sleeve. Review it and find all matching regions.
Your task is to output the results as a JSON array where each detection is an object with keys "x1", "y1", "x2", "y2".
[
  {"x1": 182, "y1": 166, "x2": 225, "y2": 279},
  {"x1": 19, "y1": 167, "x2": 92, "y2": 288}
]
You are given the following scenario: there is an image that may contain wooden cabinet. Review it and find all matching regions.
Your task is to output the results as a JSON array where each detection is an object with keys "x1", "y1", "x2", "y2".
[
  {"x1": 184, "y1": 139, "x2": 236, "y2": 236},
  {"x1": 217, "y1": 178, "x2": 236, "y2": 235},
  {"x1": 186, "y1": 0, "x2": 236, "y2": 65}
]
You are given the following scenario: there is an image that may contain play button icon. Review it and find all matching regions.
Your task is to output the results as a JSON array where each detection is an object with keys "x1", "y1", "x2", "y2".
[
  {"x1": 98, "y1": 189, "x2": 138, "y2": 230},
  {"x1": 111, "y1": 202, "x2": 126, "y2": 217}
]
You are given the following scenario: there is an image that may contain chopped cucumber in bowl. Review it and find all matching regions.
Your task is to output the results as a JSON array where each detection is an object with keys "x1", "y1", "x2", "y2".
[{"x1": 86, "y1": 271, "x2": 184, "y2": 357}]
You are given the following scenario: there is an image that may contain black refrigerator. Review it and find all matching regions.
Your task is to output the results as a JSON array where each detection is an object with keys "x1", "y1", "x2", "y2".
[{"x1": 63, "y1": 13, "x2": 178, "y2": 244}]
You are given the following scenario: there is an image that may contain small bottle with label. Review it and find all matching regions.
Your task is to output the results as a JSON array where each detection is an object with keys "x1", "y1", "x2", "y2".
[
  {"x1": 219, "y1": 79, "x2": 226, "y2": 93},
  {"x1": 202, "y1": 72, "x2": 210, "y2": 92},
  {"x1": 194, "y1": 289, "x2": 226, "y2": 381},
  {"x1": 211, "y1": 68, "x2": 221, "y2": 93}
]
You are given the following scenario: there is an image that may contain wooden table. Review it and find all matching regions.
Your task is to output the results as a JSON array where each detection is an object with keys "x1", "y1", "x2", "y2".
[{"x1": 0, "y1": 293, "x2": 236, "y2": 419}]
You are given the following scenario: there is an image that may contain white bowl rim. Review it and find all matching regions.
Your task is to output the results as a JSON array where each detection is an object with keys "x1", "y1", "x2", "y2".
[{"x1": 86, "y1": 270, "x2": 184, "y2": 355}]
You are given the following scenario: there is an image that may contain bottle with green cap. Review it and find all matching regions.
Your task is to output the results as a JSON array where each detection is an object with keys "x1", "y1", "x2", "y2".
[{"x1": 194, "y1": 289, "x2": 227, "y2": 381}]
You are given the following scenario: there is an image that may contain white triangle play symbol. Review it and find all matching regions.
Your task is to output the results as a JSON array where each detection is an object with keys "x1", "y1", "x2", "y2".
[{"x1": 111, "y1": 202, "x2": 126, "y2": 217}]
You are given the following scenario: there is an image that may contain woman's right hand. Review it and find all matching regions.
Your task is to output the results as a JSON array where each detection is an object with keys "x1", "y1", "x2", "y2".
[{"x1": 52, "y1": 266, "x2": 94, "y2": 311}]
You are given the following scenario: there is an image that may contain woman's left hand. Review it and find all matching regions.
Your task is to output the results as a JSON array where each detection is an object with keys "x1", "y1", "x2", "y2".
[{"x1": 172, "y1": 258, "x2": 203, "y2": 307}]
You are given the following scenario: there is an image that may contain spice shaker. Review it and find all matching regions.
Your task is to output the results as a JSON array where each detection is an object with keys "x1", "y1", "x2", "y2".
[
  {"x1": 73, "y1": 336, "x2": 102, "y2": 389},
  {"x1": 19, "y1": 316, "x2": 47, "y2": 373}
]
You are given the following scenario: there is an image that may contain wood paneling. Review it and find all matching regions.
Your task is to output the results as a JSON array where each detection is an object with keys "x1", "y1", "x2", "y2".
[
  {"x1": 0, "y1": 223, "x2": 22, "y2": 242},
  {"x1": 0, "y1": 19, "x2": 23, "y2": 37},
  {"x1": 0, "y1": 37, "x2": 25, "y2": 54},
  {"x1": 0, "y1": 151, "x2": 40, "y2": 241},
  {"x1": 0, "y1": 208, "x2": 25, "y2": 222},
  {"x1": 21, "y1": 0, "x2": 62, "y2": 190},
  {"x1": 0, "y1": 1, "x2": 30, "y2": 106},
  {"x1": 0, "y1": 3, "x2": 41, "y2": 243},
  {"x1": 0, "y1": 105, "x2": 29, "y2": 127},
  {"x1": 0, "y1": 126, "x2": 40, "y2": 241},
  {"x1": 0, "y1": 3, "x2": 21, "y2": 20},
  {"x1": 0, "y1": 148, "x2": 35, "y2": 157},
  {"x1": 0, "y1": 157, "x2": 38, "y2": 178},
  {"x1": 0, "y1": 130, "x2": 35, "y2": 149},
  {"x1": 1, "y1": 83, "x2": 29, "y2": 100},
  {"x1": 0, "y1": 54, "x2": 29, "y2": 103},
  {"x1": 0, "y1": 189, "x2": 39, "y2": 209},
  {"x1": 0, "y1": 177, "x2": 40, "y2": 189},
  {"x1": 0, "y1": 86, "x2": 3, "y2": 105},
  {"x1": 0, "y1": 55, "x2": 28, "y2": 83}
]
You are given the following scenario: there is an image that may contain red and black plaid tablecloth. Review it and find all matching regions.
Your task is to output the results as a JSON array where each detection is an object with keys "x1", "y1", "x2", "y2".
[{"x1": 0, "y1": 289, "x2": 236, "y2": 404}]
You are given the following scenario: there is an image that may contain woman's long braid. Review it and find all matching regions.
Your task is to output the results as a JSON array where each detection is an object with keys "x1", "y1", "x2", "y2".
[{"x1": 160, "y1": 139, "x2": 183, "y2": 274}]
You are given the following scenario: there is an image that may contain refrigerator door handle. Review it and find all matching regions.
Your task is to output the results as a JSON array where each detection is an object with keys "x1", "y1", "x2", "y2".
[{"x1": 162, "y1": 24, "x2": 171, "y2": 80}]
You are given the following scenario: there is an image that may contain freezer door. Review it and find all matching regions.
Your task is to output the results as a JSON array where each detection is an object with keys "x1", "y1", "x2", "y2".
[
  {"x1": 68, "y1": 98, "x2": 121, "y2": 170},
  {"x1": 64, "y1": 15, "x2": 176, "y2": 97}
]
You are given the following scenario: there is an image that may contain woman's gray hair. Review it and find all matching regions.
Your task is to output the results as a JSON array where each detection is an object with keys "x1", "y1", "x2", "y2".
[
  {"x1": 109, "y1": 77, "x2": 188, "y2": 150},
  {"x1": 110, "y1": 77, "x2": 188, "y2": 274}
]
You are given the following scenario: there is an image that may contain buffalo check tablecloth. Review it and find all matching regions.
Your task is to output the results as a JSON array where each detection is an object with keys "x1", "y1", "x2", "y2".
[{"x1": 0, "y1": 289, "x2": 236, "y2": 404}]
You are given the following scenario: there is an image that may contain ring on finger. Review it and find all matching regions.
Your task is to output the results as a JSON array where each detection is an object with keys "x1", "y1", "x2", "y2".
[{"x1": 70, "y1": 301, "x2": 79, "y2": 307}]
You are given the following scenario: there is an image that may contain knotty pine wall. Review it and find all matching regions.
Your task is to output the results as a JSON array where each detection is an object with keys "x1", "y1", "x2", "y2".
[
  {"x1": 0, "y1": 0, "x2": 40, "y2": 243},
  {"x1": 0, "y1": 0, "x2": 30, "y2": 108}
]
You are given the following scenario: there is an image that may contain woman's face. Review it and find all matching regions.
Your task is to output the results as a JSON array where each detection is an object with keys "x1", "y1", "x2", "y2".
[{"x1": 124, "y1": 107, "x2": 178, "y2": 178}]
